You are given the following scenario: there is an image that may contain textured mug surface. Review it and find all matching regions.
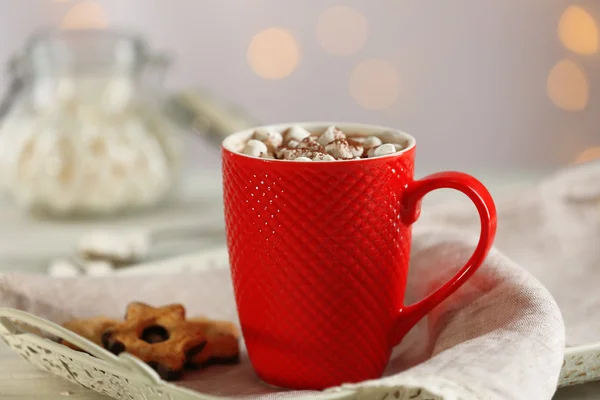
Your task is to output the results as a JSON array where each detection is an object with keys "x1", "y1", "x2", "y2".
[{"x1": 221, "y1": 122, "x2": 497, "y2": 390}]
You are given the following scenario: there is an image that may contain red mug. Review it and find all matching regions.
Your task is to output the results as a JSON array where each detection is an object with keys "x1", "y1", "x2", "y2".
[{"x1": 222, "y1": 122, "x2": 497, "y2": 390}]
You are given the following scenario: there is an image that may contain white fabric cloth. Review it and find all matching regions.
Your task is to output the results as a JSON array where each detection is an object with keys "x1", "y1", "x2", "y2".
[{"x1": 2, "y1": 161, "x2": 599, "y2": 400}]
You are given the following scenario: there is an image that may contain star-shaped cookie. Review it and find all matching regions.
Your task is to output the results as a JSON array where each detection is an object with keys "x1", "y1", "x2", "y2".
[{"x1": 101, "y1": 302, "x2": 208, "y2": 380}]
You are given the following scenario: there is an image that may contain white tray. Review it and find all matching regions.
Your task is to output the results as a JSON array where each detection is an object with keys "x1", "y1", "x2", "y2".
[{"x1": 0, "y1": 248, "x2": 597, "y2": 400}]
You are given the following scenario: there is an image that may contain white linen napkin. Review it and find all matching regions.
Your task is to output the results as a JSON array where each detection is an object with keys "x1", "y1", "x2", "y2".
[{"x1": 3, "y1": 161, "x2": 599, "y2": 400}]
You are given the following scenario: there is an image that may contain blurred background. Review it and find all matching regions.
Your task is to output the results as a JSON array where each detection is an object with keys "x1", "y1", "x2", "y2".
[
  {"x1": 0, "y1": 0, "x2": 597, "y2": 273},
  {"x1": 0, "y1": 0, "x2": 598, "y2": 175}
]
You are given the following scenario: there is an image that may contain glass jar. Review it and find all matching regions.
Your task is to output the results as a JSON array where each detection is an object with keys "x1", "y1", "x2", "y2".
[{"x1": 0, "y1": 29, "x2": 182, "y2": 217}]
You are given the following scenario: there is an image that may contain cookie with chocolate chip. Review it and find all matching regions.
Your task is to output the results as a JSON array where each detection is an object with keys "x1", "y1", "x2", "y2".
[{"x1": 101, "y1": 302, "x2": 207, "y2": 380}]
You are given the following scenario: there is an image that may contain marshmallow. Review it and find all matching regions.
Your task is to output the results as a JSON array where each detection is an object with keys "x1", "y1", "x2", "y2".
[
  {"x1": 266, "y1": 132, "x2": 283, "y2": 150},
  {"x1": 285, "y1": 125, "x2": 311, "y2": 143},
  {"x1": 278, "y1": 148, "x2": 313, "y2": 160},
  {"x1": 55, "y1": 78, "x2": 76, "y2": 104},
  {"x1": 374, "y1": 143, "x2": 398, "y2": 156},
  {"x1": 0, "y1": 76, "x2": 180, "y2": 216},
  {"x1": 362, "y1": 136, "x2": 382, "y2": 149},
  {"x1": 48, "y1": 259, "x2": 81, "y2": 278},
  {"x1": 84, "y1": 260, "x2": 115, "y2": 276},
  {"x1": 348, "y1": 141, "x2": 364, "y2": 158},
  {"x1": 368, "y1": 143, "x2": 397, "y2": 158},
  {"x1": 252, "y1": 128, "x2": 271, "y2": 141},
  {"x1": 325, "y1": 140, "x2": 354, "y2": 160},
  {"x1": 318, "y1": 126, "x2": 346, "y2": 146},
  {"x1": 298, "y1": 136, "x2": 325, "y2": 152},
  {"x1": 253, "y1": 129, "x2": 283, "y2": 152},
  {"x1": 242, "y1": 139, "x2": 269, "y2": 158},
  {"x1": 77, "y1": 229, "x2": 152, "y2": 266},
  {"x1": 33, "y1": 79, "x2": 58, "y2": 111},
  {"x1": 78, "y1": 231, "x2": 131, "y2": 261},
  {"x1": 240, "y1": 127, "x2": 400, "y2": 161},
  {"x1": 103, "y1": 77, "x2": 134, "y2": 114},
  {"x1": 313, "y1": 153, "x2": 336, "y2": 161}
]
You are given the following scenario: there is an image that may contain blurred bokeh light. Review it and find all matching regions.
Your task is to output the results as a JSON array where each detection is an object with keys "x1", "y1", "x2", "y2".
[
  {"x1": 559, "y1": 5, "x2": 598, "y2": 55},
  {"x1": 349, "y1": 59, "x2": 399, "y2": 110},
  {"x1": 61, "y1": 0, "x2": 108, "y2": 30},
  {"x1": 575, "y1": 147, "x2": 600, "y2": 164},
  {"x1": 546, "y1": 59, "x2": 589, "y2": 111},
  {"x1": 247, "y1": 27, "x2": 300, "y2": 80},
  {"x1": 316, "y1": 6, "x2": 368, "y2": 56}
]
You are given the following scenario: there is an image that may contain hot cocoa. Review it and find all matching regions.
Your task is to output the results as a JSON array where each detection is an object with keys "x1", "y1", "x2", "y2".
[{"x1": 239, "y1": 125, "x2": 405, "y2": 161}]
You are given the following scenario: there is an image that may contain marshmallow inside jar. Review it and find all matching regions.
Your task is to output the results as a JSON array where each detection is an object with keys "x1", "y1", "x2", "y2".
[{"x1": 222, "y1": 122, "x2": 415, "y2": 163}]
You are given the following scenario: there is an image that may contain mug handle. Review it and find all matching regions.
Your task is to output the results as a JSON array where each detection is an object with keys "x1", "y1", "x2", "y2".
[{"x1": 391, "y1": 171, "x2": 497, "y2": 345}]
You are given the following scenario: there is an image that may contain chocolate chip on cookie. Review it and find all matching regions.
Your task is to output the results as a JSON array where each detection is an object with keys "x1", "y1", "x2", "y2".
[
  {"x1": 186, "y1": 317, "x2": 241, "y2": 368},
  {"x1": 60, "y1": 316, "x2": 121, "y2": 352}
]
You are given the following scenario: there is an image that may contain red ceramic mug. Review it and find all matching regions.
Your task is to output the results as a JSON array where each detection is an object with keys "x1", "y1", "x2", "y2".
[{"x1": 222, "y1": 122, "x2": 497, "y2": 390}]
